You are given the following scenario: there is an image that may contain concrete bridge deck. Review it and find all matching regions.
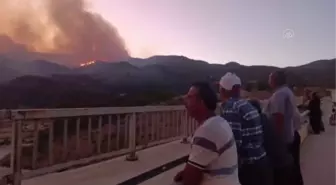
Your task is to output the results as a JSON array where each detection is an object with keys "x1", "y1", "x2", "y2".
[
  {"x1": 300, "y1": 124, "x2": 335, "y2": 185},
  {"x1": 22, "y1": 140, "x2": 189, "y2": 185},
  {"x1": 22, "y1": 124, "x2": 335, "y2": 185},
  {"x1": 142, "y1": 124, "x2": 336, "y2": 185}
]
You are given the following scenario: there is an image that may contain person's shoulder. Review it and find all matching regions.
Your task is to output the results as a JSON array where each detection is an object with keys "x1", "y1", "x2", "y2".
[
  {"x1": 197, "y1": 116, "x2": 232, "y2": 139},
  {"x1": 222, "y1": 99, "x2": 235, "y2": 109},
  {"x1": 282, "y1": 86, "x2": 295, "y2": 95},
  {"x1": 203, "y1": 116, "x2": 229, "y2": 129},
  {"x1": 272, "y1": 87, "x2": 291, "y2": 100},
  {"x1": 235, "y1": 99, "x2": 257, "y2": 113},
  {"x1": 232, "y1": 98, "x2": 249, "y2": 109}
]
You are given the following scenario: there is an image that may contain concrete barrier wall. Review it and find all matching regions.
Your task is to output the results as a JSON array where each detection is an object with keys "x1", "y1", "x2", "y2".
[
  {"x1": 299, "y1": 123, "x2": 309, "y2": 144},
  {"x1": 298, "y1": 110, "x2": 310, "y2": 144}
]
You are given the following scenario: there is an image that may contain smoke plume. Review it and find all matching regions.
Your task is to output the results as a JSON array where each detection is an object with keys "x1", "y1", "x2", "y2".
[{"x1": 0, "y1": 0, "x2": 129, "y2": 65}]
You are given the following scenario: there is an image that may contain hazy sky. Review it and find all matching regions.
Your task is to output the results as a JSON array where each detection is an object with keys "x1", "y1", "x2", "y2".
[{"x1": 92, "y1": 0, "x2": 335, "y2": 67}]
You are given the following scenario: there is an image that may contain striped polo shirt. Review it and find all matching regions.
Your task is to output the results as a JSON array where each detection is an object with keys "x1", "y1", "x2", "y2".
[
  {"x1": 187, "y1": 116, "x2": 240, "y2": 185},
  {"x1": 221, "y1": 98, "x2": 266, "y2": 164}
]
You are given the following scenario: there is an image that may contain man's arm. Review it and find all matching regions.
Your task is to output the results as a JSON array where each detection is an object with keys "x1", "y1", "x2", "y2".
[
  {"x1": 220, "y1": 104, "x2": 242, "y2": 149},
  {"x1": 269, "y1": 94, "x2": 286, "y2": 134},
  {"x1": 237, "y1": 100, "x2": 263, "y2": 148},
  {"x1": 272, "y1": 113, "x2": 284, "y2": 133},
  {"x1": 181, "y1": 135, "x2": 218, "y2": 185},
  {"x1": 181, "y1": 164, "x2": 203, "y2": 185}
]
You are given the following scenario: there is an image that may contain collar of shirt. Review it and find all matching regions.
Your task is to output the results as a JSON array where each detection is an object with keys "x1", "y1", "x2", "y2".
[{"x1": 226, "y1": 97, "x2": 240, "y2": 104}]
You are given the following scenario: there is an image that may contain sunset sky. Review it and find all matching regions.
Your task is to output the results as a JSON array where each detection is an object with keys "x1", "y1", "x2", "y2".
[{"x1": 92, "y1": 0, "x2": 335, "y2": 67}]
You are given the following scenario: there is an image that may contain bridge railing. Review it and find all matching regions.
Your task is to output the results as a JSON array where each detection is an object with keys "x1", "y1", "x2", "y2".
[
  {"x1": 2, "y1": 106, "x2": 198, "y2": 184},
  {"x1": 0, "y1": 96, "x2": 307, "y2": 185}
]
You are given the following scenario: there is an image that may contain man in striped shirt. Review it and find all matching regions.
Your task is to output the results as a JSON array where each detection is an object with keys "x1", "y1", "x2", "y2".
[
  {"x1": 218, "y1": 73, "x2": 273, "y2": 185},
  {"x1": 174, "y1": 82, "x2": 240, "y2": 185}
]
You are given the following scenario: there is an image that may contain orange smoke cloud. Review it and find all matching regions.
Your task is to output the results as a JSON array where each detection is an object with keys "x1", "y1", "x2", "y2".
[{"x1": 0, "y1": 0, "x2": 129, "y2": 65}]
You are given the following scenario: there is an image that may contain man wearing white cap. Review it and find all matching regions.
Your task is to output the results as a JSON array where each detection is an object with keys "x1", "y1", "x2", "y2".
[{"x1": 218, "y1": 72, "x2": 273, "y2": 185}]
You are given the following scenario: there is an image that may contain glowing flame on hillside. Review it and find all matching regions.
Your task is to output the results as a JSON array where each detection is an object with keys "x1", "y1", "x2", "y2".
[{"x1": 80, "y1": 60, "x2": 96, "y2": 67}]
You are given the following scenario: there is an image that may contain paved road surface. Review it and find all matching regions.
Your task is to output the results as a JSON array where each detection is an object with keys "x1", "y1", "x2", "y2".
[
  {"x1": 22, "y1": 121, "x2": 336, "y2": 184},
  {"x1": 300, "y1": 124, "x2": 335, "y2": 185},
  {"x1": 140, "y1": 125, "x2": 335, "y2": 185},
  {"x1": 22, "y1": 141, "x2": 190, "y2": 185}
]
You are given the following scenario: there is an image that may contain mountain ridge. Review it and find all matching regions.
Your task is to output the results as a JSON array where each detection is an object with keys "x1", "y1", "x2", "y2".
[
  {"x1": 0, "y1": 55, "x2": 335, "y2": 88},
  {"x1": 0, "y1": 55, "x2": 334, "y2": 108}
]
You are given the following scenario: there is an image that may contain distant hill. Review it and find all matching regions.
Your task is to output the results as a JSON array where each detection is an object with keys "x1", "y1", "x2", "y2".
[
  {"x1": 0, "y1": 57, "x2": 71, "y2": 83},
  {"x1": 0, "y1": 55, "x2": 334, "y2": 87},
  {"x1": 0, "y1": 55, "x2": 334, "y2": 108}
]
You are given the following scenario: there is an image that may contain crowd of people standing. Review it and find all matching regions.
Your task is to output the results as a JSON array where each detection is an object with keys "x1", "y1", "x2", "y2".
[{"x1": 173, "y1": 70, "x2": 330, "y2": 185}]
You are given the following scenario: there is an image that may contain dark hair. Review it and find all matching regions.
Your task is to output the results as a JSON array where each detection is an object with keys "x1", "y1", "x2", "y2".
[
  {"x1": 312, "y1": 92, "x2": 319, "y2": 100},
  {"x1": 273, "y1": 70, "x2": 287, "y2": 86},
  {"x1": 192, "y1": 82, "x2": 218, "y2": 111}
]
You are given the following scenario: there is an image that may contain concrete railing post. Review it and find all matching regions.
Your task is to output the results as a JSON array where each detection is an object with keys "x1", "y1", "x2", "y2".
[
  {"x1": 298, "y1": 110, "x2": 310, "y2": 144},
  {"x1": 181, "y1": 111, "x2": 189, "y2": 144},
  {"x1": 11, "y1": 120, "x2": 22, "y2": 185},
  {"x1": 126, "y1": 113, "x2": 138, "y2": 161}
]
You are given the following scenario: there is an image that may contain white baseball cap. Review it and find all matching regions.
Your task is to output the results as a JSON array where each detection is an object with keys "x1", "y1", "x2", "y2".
[{"x1": 219, "y1": 72, "x2": 242, "y2": 90}]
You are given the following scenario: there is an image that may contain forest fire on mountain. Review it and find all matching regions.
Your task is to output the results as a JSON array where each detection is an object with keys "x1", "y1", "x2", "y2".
[
  {"x1": 80, "y1": 60, "x2": 96, "y2": 67},
  {"x1": 0, "y1": 0, "x2": 129, "y2": 65}
]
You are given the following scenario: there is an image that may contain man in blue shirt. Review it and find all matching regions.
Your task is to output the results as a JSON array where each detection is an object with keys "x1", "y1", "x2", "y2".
[{"x1": 219, "y1": 72, "x2": 273, "y2": 185}]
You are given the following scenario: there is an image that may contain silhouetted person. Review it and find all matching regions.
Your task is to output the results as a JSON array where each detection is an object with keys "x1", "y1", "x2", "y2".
[
  {"x1": 219, "y1": 73, "x2": 273, "y2": 185},
  {"x1": 266, "y1": 70, "x2": 303, "y2": 185},
  {"x1": 308, "y1": 92, "x2": 323, "y2": 134},
  {"x1": 321, "y1": 92, "x2": 332, "y2": 129},
  {"x1": 174, "y1": 82, "x2": 240, "y2": 185}
]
